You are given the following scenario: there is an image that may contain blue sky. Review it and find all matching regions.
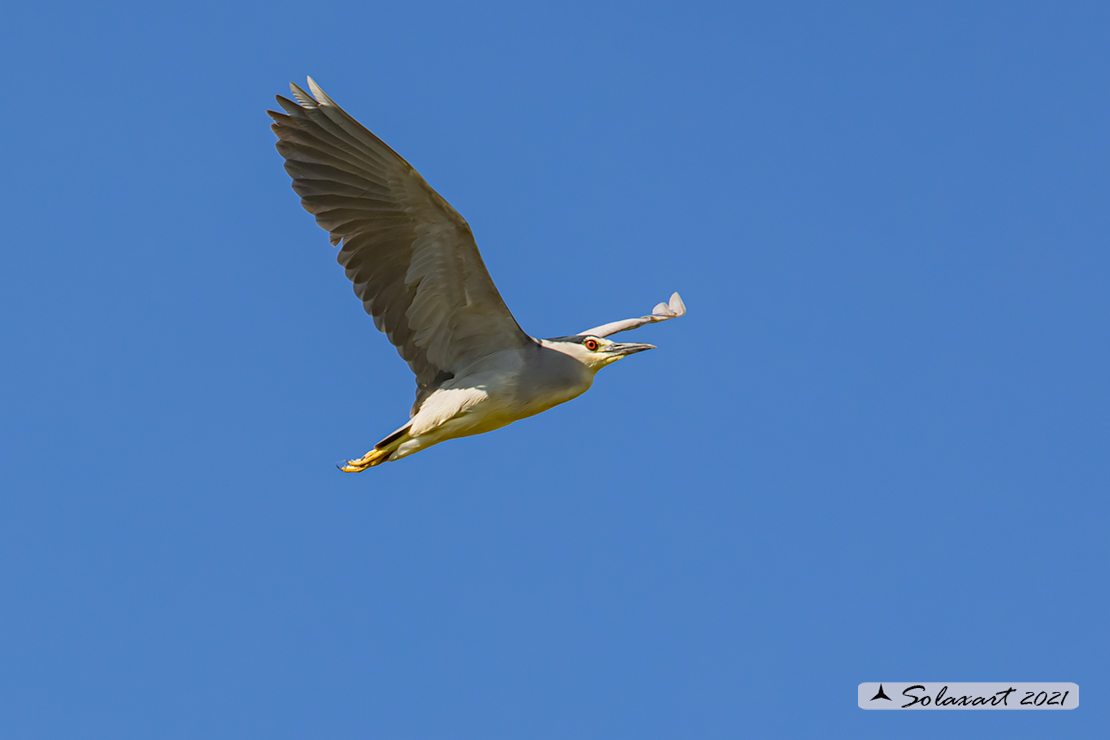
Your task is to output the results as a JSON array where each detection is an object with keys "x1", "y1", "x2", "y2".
[{"x1": 2, "y1": 1, "x2": 1107, "y2": 737}]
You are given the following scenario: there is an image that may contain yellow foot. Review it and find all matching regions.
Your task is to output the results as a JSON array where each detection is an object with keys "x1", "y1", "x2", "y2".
[{"x1": 337, "y1": 447, "x2": 391, "y2": 473}]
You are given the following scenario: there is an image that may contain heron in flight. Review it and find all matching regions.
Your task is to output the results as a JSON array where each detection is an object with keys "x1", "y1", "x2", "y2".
[{"x1": 268, "y1": 78, "x2": 686, "y2": 470}]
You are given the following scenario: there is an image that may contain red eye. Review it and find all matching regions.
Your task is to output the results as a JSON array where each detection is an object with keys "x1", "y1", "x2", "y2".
[{"x1": 584, "y1": 339, "x2": 599, "y2": 351}]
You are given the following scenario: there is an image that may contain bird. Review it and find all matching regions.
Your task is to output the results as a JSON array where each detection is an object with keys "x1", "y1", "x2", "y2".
[{"x1": 268, "y1": 77, "x2": 686, "y2": 470}]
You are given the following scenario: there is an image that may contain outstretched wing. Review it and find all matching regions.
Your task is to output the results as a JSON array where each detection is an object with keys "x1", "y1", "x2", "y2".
[
  {"x1": 577, "y1": 292, "x2": 686, "y2": 337},
  {"x1": 268, "y1": 78, "x2": 532, "y2": 415}
]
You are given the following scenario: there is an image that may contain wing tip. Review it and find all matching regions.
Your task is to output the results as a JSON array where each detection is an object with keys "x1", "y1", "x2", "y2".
[
  {"x1": 650, "y1": 292, "x2": 685, "y2": 319},
  {"x1": 285, "y1": 76, "x2": 337, "y2": 110},
  {"x1": 289, "y1": 80, "x2": 316, "y2": 107},
  {"x1": 669, "y1": 291, "x2": 686, "y2": 316},
  {"x1": 307, "y1": 76, "x2": 337, "y2": 107}
]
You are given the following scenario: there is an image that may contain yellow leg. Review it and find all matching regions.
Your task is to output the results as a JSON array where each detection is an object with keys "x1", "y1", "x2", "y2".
[{"x1": 337, "y1": 447, "x2": 391, "y2": 473}]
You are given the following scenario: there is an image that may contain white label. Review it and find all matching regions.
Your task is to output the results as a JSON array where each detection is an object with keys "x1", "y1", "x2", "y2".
[{"x1": 858, "y1": 682, "x2": 1078, "y2": 710}]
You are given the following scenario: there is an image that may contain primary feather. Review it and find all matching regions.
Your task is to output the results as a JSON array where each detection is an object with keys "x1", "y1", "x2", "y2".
[{"x1": 268, "y1": 77, "x2": 531, "y2": 415}]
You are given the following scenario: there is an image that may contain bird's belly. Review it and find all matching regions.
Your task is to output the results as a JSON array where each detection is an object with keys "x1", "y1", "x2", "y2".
[
  {"x1": 511, "y1": 381, "x2": 590, "y2": 419},
  {"x1": 409, "y1": 398, "x2": 521, "y2": 451},
  {"x1": 400, "y1": 358, "x2": 592, "y2": 459}
]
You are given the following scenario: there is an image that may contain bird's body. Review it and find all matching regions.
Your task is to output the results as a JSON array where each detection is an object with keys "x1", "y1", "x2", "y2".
[
  {"x1": 376, "y1": 342, "x2": 591, "y2": 463},
  {"x1": 269, "y1": 78, "x2": 684, "y2": 469}
]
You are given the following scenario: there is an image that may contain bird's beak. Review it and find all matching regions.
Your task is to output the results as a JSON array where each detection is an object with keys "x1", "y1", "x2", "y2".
[{"x1": 607, "y1": 342, "x2": 656, "y2": 357}]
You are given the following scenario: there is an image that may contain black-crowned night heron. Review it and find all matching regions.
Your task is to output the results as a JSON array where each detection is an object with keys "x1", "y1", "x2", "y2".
[{"x1": 269, "y1": 78, "x2": 686, "y2": 470}]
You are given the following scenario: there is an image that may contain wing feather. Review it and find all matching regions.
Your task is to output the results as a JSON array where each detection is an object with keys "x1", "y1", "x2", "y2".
[{"x1": 269, "y1": 78, "x2": 531, "y2": 415}]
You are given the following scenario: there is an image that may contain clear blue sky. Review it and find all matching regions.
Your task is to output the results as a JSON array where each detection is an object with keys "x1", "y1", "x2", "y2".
[{"x1": 2, "y1": 1, "x2": 1107, "y2": 737}]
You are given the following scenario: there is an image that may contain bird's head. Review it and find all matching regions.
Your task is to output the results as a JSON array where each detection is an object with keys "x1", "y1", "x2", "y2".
[{"x1": 542, "y1": 334, "x2": 656, "y2": 372}]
